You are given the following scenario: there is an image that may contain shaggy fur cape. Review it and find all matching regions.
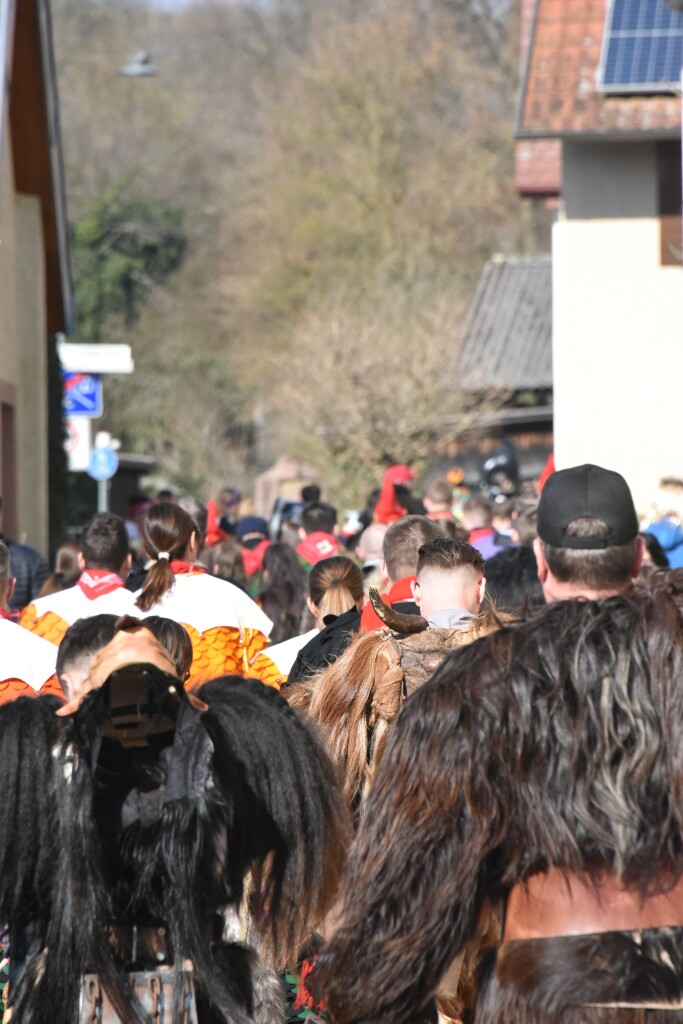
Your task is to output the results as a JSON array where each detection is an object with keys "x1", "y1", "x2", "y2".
[
  {"x1": 315, "y1": 577, "x2": 683, "y2": 1024},
  {"x1": 287, "y1": 613, "x2": 503, "y2": 812},
  {"x1": 0, "y1": 675, "x2": 348, "y2": 1023}
]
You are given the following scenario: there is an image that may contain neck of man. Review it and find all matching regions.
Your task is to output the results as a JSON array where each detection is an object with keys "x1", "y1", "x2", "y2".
[{"x1": 542, "y1": 576, "x2": 633, "y2": 603}]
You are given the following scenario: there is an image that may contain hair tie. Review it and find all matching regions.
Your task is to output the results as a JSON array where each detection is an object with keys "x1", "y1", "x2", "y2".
[{"x1": 157, "y1": 552, "x2": 170, "y2": 561}]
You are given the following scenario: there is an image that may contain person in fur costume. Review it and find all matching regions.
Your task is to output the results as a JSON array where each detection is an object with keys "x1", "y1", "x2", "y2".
[
  {"x1": 288, "y1": 537, "x2": 498, "y2": 814},
  {"x1": 288, "y1": 539, "x2": 505, "y2": 1022},
  {"x1": 315, "y1": 575, "x2": 683, "y2": 1024},
  {"x1": 0, "y1": 620, "x2": 348, "y2": 1023}
]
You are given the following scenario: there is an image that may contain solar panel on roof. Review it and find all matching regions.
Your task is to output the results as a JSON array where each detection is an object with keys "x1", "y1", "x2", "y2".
[{"x1": 598, "y1": 0, "x2": 683, "y2": 93}]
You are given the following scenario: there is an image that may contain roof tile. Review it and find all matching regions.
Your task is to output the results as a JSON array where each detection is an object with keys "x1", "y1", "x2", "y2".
[
  {"x1": 457, "y1": 255, "x2": 553, "y2": 392},
  {"x1": 518, "y1": 0, "x2": 681, "y2": 137}
]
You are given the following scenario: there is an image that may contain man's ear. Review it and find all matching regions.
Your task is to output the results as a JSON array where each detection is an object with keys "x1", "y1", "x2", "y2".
[
  {"x1": 533, "y1": 537, "x2": 548, "y2": 582},
  {"x1": 6, "y1": 577, "x2": 15, "y2": 603},
  {"x1": 57, "y1": 671, "x2": 74, "y2": 702},
  {"x1": 631, "y1": 535, "x2": 645, "y2": 578},
  {"x1": 55, "y1": 695, "x2": 81, "y2": 717},
  {"x1": 379, "y1": 559, "x2": 390, "y2": 586},
  {"x1": 477, "y1": 576, "x2": 486, "y2": 607},
  {"x1": 298, "y1": 526, "x2": 307, "y2": 542},
  {"x1": 119, "y1": 553, "x2": 132, "y2": 578},
  {"x1": 411, "y1": 578, "x2": 421, "y2": 608},
  {"x1": 77, "y1": 552, "x2": 86, "y2": 572}
]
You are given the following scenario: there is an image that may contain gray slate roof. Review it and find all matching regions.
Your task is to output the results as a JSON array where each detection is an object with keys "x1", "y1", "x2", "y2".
[{"x1": 457, "y1": 254, "x2": 552, "y2": 392}]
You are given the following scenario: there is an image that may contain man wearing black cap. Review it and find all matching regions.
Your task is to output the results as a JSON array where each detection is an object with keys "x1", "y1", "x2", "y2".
[{"x1": 533, "y1": 463, "x2": 643, "y2": 602}]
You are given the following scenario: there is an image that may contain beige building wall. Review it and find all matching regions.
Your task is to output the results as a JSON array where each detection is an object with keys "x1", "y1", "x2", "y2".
[
  {"x1": 15, "y1": 194, "x2": 49, "y2": 555},
  {"x1": 552, "y1": 140, "x2": 683, "y2": 514},
  {"x1": 0, "y1": 107, "x2": 50, "y2": 554}
]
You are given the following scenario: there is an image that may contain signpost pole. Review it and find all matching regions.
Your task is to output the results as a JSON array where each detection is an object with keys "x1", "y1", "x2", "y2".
[
  {"x1": 88, "y1": 433, "x2": 119, "y2": 513},
  {"x1": 97, "y1": 478, "x2": 110, "y2": 513}
]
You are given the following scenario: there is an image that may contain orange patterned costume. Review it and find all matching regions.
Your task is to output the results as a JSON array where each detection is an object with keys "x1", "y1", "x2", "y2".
[
  {"x1": 0, "y1": 619, "x2": 64, "y2": 704},
  {"x1": 19, "y1": 582, "x2": 139, "y2": 646},
  {"x1": 133, "y1": 570, "x2": 283, "y2": 690}
]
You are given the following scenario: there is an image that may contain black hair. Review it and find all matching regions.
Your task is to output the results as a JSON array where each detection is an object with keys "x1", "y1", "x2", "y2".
[
  {"x1": 0, "y1": 670, "x2": 350, "y2": 1022},
  {"x1": 56, "y1": 614, "x2": 120, "y2": 680},
  {"x1": 301, "y1": 502, "x2": 338, "y2": 536},
  {"x1": 641, "y1": 531, "x2": 671, "y2": 569},
  {"x1": 258, "y1": 543, "x2": 307, "y2": 644},
  {"x1": 80, "y1": 513, "x2": 129, "y2": 573},
  {"x1": 484, "y1": 545, "x2": 545, "y2": 614},
  {"x1": 301, "y1": 484, "x2": 321, "y2": 504}
]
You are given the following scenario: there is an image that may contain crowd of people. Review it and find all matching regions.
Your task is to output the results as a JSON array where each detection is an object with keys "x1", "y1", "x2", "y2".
[{"x1": 1, "y1": 458, "x2": 683, "y2": 1024}]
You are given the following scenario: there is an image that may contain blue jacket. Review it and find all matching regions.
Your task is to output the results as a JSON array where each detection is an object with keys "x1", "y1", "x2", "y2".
[
  {"x1": 646, "y1": 519, "x2": 683, "y2": 569},
  {"x1": 2, "y1": 536, "x2": 49, "y2": 610}
]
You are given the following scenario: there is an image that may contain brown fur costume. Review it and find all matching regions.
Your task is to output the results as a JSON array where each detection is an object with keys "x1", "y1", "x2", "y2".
[
  {"x1": 286, "y1": 611, "x2": 504, "y2": 812},
  {"x1": 287, "y1": 610, "x2": 506, "y2": 1020},
  {"x1": 314, "y1": 575, "x2": 683, "y2": 1024}
]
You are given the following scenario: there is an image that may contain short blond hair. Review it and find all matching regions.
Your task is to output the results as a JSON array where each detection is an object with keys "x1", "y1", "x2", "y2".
[{"x1": 425, "y1": 478, "x2": 453, "y2": 507}]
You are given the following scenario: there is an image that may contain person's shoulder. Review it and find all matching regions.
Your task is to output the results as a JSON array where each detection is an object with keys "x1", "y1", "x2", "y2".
[
  {"x1": 28, "y1": 584, "x2": 80, "y2": 616},
  {"x1": 5, "y1": 537, "x2": 47, "y2": 564}
]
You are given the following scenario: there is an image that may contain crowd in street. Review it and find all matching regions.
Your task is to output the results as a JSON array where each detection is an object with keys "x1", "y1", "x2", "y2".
[{"x1": 2, "y1": 458, "x2": 683, "y2": 1023}]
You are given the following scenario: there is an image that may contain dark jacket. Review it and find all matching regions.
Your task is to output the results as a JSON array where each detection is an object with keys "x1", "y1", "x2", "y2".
[
  {"x1": 2, "y1": 537, "x2": 49, "y2": 611},
  {"x1": 285, "y1": 607, "x2": 361, "y2": 686}
]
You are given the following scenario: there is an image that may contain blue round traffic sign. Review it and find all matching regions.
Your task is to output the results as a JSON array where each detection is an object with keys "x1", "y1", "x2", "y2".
[{"x1": 87, "y1": 446, "x2": 119, "y2": 481}]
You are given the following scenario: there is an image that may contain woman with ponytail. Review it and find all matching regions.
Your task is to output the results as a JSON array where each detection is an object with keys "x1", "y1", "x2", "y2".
[
  {"x1": 135, "y1": 502, "x2": 280, "y2": 690},
  {"x1": 282, "y1": 556, "x2": 364, "y2": 686}
]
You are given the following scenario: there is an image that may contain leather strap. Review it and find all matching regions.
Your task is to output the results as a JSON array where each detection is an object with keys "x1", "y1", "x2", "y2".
[{"x1": 503, "y1": 867, "x2": 683, "y2": 942}]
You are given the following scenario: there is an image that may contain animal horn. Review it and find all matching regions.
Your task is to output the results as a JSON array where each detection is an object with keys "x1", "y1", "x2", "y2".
[{"x1": 368, "y1": 586, "x2": 428, "y2": 635}]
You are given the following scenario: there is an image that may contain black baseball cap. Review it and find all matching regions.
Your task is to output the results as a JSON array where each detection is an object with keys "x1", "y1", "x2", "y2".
[{"x1": 537, "y1": 464, "x2": 638, "y2": 550}]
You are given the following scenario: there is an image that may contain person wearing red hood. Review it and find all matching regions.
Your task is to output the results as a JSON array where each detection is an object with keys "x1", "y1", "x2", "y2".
[
  {"x1": 204, "y1": 486, "x2": 242, "y2": 548},
  {"x1": 374, "y1": 464, "x2": 424, "y2": 525},
  {"x1": 235, "y1": 515, "x2": 271, "y2": 579},
  {"x1": 295, "y1": 502, "x2": 344, "y2": 570}
]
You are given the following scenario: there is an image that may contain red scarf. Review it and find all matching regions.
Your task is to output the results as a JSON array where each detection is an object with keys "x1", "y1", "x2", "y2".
[
  {"x1": 295, "y1": 532, "x2": 343, "y2": 567},
  {"x1": 241, "y1": 540, "x2": 270, "y2": 577},
  {"x1": 77, "y1": 569, "x2": 124, "y2": 600},
  {"x1": 169, "y1": 560, "x2": 206, "y2": 576}
]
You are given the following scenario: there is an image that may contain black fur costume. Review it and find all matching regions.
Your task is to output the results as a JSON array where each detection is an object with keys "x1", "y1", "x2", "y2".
[
  {"x1": 316, "y1": 578, "x2": 683, "y2": 1024},
  {"x1": 0, "y1": 672, "x2": 347, "y2": 1023}
]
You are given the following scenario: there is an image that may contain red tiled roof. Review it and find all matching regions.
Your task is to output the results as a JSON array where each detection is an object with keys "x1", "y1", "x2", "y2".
[
  {"x1": 515, "y1": 139, "x2": 562, "y2": 194},
  {"x1": 517, "y1": 0, "x2": 682, "y2": 138}
]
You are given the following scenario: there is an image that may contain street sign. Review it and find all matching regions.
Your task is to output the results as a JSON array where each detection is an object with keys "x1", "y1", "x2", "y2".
[
  {"x1": 63, "y1": 372, "x2": 103, "y2": 418},
  {"x1": 57, "y1": 338, "x2": 134, "y2": 375},
  {"x1": 64, "y1": 416, "x2": 92, "y2": 472},
  {"x1": 87, "y1": 446, "x2": 119, "y2": 481}
]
